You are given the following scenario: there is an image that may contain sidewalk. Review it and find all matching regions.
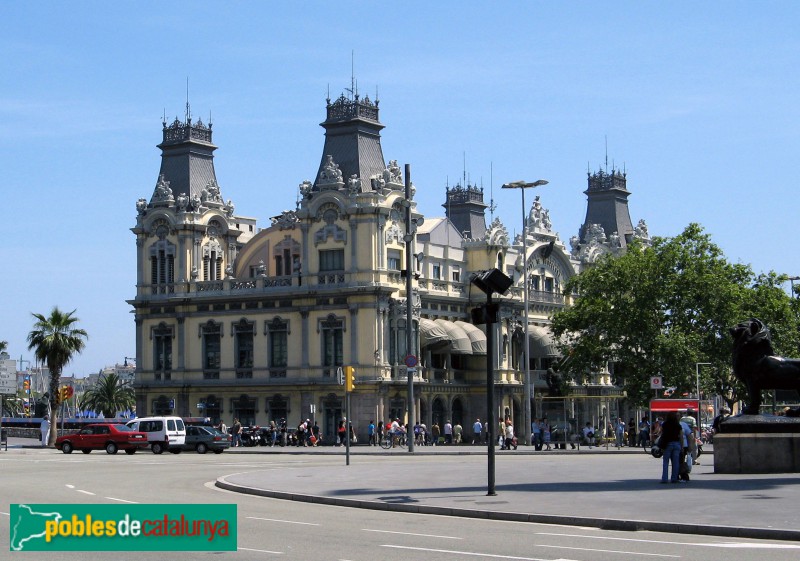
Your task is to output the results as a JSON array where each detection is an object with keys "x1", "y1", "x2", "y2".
[{"x1": 217, "y1": 443, "x2": 800, "y2": 542}]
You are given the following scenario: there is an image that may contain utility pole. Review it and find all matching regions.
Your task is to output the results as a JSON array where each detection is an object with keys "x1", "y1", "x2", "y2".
[{"x1": 404, "y1": 164, "x2": 415, "y2": 453}]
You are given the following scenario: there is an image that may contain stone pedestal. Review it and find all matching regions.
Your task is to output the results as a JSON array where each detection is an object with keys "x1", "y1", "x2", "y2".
[{"x1": 714, "y1": 415, "x2": 800, "y2": 474}]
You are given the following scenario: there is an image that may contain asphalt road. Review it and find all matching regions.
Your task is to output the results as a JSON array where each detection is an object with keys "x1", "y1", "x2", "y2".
[{"x1": 2, "y1": 446, "x2": 800, "y2": 561}]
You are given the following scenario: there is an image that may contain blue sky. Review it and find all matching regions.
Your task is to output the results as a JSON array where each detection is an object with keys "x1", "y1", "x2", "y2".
[{"x1": 2, "y1": 2, "x2": 798, "y2": 376}]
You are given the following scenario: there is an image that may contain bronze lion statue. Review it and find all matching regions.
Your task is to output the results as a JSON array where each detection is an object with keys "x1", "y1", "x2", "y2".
[{"x1": 730, "y1": 318, "x2": 800, "y2": 416}]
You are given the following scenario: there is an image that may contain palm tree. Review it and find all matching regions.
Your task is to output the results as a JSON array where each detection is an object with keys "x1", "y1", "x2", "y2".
[
  {"x1": 27, "y1": 307, "x2": 88, "y2": 445},
  {"x1": 81, "y1": 373, "x2": 135, "y2": 419}
]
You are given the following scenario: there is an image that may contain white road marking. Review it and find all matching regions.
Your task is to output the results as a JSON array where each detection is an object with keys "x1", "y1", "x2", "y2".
[
  {"x1": 105, "y1": 497, "x2": 138, "y2": 503},
  {"x1": 0, "y1": 512, "x2": 9, "y2": 516},
  {"x1": 65, "y1": 484, "x2": 75, "y2": 488},
  {"x1": 238, "y1": 546, "x2": 283, "y2": 554},
  {"x1": 246, "y1": 516, "x2": 319, "y2": 526},
  {"x1": 382, "y1": 545, "x2": 579, "y2": 560},
  {"x1": 76, "y1": 490, "x2": 95, "y2": 496},
  {"x1": 536, "y1": 532, "x2": 800, "y2": 549},
  {"x1": 538, "y1": 544, "x2": 679, "y2": 558},
  {"x1": 363, "y1": 528, "x2": 461, "y2": 540}
]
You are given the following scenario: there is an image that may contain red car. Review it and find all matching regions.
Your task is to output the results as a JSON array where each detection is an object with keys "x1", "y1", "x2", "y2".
[{"x1": 56, "y1": 423, "x2": 149, "y2": 455}]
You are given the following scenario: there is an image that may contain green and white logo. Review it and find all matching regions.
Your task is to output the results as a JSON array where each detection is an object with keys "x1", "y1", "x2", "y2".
[{"x1": 10, "y1": 504, "x2": 237, "y2": 551}]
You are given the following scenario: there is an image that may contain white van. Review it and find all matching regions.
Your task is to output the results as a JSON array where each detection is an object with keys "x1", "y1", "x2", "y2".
[{"x1": 126, "y1": 416, "x2": 186, "y2": 454}]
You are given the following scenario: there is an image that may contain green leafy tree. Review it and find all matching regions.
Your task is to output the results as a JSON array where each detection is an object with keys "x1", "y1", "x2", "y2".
[
  {"x1": 81, "y1": 372, "x2": 135, "y2": 419},
  {"x1": 551, "y1": 224, "x2": 799, "y2": 411},
  {"x1": 26, "y1": 307, "x2": 88, "y2": 445},
  {"x1": 0, "y1": 340, "x2": 8, "y2": 354}
]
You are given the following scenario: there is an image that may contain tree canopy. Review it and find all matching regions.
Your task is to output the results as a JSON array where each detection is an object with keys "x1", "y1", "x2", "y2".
[
  {"x1": 550, "y1": 224, "x2": 799, "y2": 410},
  {"x1": 80, "y1": 372, "x2": 135, "y2": 419},
  {"x1": 27, "y1": 307, "x2": 88, "y2": 445}
]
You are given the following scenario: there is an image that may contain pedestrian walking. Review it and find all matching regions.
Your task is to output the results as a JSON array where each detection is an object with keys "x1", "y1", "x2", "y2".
[
  {"x1": 40, "y1": 415, "x2": 50, "y2": 447},
  {"x1": 472, "y1": 418, "x2": 482, "y2": 444},
  {"x1": 231, "y1": 418, "x2": 242, "y2": 447}
]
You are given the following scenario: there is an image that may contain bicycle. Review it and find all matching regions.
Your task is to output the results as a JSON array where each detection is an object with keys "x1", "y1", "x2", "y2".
[{"x1": 379, "y1": 431, "x2": 405, "y2": 449}]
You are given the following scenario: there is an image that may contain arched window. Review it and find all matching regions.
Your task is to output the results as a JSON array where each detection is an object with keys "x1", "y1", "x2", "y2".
[
  {"x1": 149, "y1": 239, "x2": 176, "y2": 290},
  {"x1": 203, "y1": 239, "x2": 223, "y2": 281}
]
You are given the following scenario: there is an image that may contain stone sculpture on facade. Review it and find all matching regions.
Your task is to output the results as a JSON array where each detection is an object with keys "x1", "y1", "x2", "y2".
[
  {"x1": 730, "y1": 318, "x2": 800, "y2": 416},
  {"x1": 347, "y1": 174, "x2": 362, "y2": 195},
  {"x1": 318, "y1": 155, "x2": 343, "y2": 186},
  {"x1": 201, "y1": 179, "x2": 223, "y2": 205},
  {"x1": 634, "y1": 219, "x2": 650, "y2": 242},
  {"x1": 152, "y1": 174, "x2": 174, "y2": 203}
]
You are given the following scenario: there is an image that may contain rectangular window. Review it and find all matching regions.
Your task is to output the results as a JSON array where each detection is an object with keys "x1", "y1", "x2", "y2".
[
  {"x1": 204, "y1": 332, "x2": 221, "y2": 370},
  {"x1": 283, "y1": 249, "x2": 291, "y2": 275},
  {"x1": 544, "y1": 277, "x2": 554, "y2": 292},
  {"x1": 452, "y1": 268, "x2": 461, "y2": 282},
  {"x1": 319, "y1": 249, "x2": 344, "y2": 272},
  {"x1": 387, "y1": 249, "x2": 401, "y2": 271},
  {"x1": 270, "y1": 330, "x2": 288, "y2": 368},
  {"x1": 321, "y1": 319, "x2": 344, "y2": 371},
  {"x1": 154, "y1": 331, "x2": 172, "y2": 373},
  {"x1": 274, "y1": 255, "x2": 283, "y2": 276},
  {"x1": 432, "y1": 264, "x2": 442, "y2": 280},
  {"x1": 236, "y1": 330, "x2": 254, "y2": 369}
]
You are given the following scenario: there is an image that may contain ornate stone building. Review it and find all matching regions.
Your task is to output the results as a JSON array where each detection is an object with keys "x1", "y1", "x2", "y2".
[{"x1": 130, "y1": 92, "x2": 644, "y2": 442}]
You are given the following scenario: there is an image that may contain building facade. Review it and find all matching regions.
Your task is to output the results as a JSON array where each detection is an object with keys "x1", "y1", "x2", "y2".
[{"x1": 130, "y1": 92, "x2": 646, "y2": 442}]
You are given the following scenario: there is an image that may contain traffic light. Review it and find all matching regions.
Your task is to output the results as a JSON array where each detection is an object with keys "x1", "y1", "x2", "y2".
[
  {"x1": 344, "y1": 366, "x2": 356, "y2": 392},
  {"x1": 23, "y1": 377, "x2": 31, "y2": 394},
  {"x1": 57, "y1": 386, "x2": 73, "y2": 403}
]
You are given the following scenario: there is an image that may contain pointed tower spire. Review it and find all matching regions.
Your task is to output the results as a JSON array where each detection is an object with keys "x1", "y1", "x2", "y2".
[
  {"x1": 313, "y1": 89, "x2": 386, "y2": 193},
  {"x1": 152, "y1": 111, "x2": 217, "y2": 204},
  {"x1": 578, "y1": 163, "x2": 634, "y2": 248}
]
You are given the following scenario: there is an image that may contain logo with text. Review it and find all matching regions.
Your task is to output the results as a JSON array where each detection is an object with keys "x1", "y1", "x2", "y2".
[{"x1": 10, "y1": 504, "x2": 237, "y2": 551}]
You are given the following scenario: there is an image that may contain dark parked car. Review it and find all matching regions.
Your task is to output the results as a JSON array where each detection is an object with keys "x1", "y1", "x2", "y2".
[
  {"x1": 56, "y1": 424, "x2": 149, "y2": 455},
  {"x1": 183, "y1": 425, "x2": 231, "y2": 454}
]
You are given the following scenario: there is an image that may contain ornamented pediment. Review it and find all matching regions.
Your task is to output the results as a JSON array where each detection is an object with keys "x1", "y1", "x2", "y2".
[
  {"x1": 314, "y1": 223, "x2": 347, "y2": 245},
  {"x1": 270, "y1": 210, "x2": 299, "y2": 230},
  {"x1": 385, "y1": 223, "x2": 402, "y2": 244},
  {"x1": 483, "y1": 217, "x2": 509, "y2": 247}
]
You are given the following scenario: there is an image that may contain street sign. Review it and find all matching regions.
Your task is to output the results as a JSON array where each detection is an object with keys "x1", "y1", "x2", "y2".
[
  {"x1": 0, "y1": 359, "x2": 17, "y2": 395},
  {"x1": 650, "y1": 376, "x2": 663, "y2": 389},
  {"x1": 404, "y1": 354, "x2": 418, "y2": 368},
  {"x1": 336, "y1": 367, "x2": 344, "y2": 385}
]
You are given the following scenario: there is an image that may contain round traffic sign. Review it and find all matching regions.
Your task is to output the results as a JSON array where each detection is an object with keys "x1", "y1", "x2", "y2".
[{"x1": 405, "y1": 355, "x2": 418, "y2": 368}]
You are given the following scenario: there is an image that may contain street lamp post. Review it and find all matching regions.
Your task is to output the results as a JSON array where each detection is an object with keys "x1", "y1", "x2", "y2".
[
  {"x1": 696, "y1": 362, "x2": 712, "y2": 427},
  {"x1": 501, "y1": 179, "x2": 549, "y2": 445}
]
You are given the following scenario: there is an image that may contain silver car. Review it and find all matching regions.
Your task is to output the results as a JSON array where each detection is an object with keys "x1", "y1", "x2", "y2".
[{"x1": 183, "y1": 425, "x2": 231, "y2": 454}]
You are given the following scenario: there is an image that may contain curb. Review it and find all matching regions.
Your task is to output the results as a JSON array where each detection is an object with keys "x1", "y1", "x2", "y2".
[{"x1": 215, "y1": 475, "x2": 799, "y2": 542}]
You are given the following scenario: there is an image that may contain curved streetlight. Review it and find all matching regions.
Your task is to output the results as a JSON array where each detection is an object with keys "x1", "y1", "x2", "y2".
[{"x1": 501, "y1": 179, "x2": 549, "y2": 446}]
